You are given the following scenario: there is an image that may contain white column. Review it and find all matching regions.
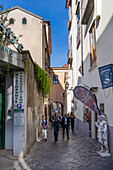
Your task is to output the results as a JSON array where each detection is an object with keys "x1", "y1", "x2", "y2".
[{"x1": 91, "y1": 111, "x2": 96, "y2": 139}]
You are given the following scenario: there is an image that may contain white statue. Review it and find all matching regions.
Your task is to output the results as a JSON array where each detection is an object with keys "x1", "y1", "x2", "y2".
[{"x1": 95, "y1": 114, "x2": 109, "y2": 153}]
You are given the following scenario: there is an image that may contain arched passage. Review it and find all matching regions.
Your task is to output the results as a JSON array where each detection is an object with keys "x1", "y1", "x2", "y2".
[{"x1": 51, "y1": 101, "x2": 64, "y2": 115}]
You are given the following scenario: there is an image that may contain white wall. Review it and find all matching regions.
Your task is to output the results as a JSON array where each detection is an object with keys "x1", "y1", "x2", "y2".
[{"x1": 69, "y1": 0, "x2": 113, "y2": 127}]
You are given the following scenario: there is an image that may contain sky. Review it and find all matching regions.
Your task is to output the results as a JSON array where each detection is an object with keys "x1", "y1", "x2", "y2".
[{"x1": 0, "y1": 0, "x2": 68, "y2": 67}]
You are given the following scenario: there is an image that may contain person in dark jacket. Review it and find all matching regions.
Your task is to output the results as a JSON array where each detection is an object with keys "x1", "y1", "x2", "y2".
[
  {"x1": 70, "y1": 112, "x2": 75, "y2": 131},
  {"x1": 51, "y1": 110, "x2": 61, "y2": 142},
  {"x1": 62, "y1": 114, "x2": 70, "y2": 140}
]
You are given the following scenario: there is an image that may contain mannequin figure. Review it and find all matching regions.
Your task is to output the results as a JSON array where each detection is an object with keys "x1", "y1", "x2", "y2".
[{"x1": 95, "y1": 114, "x2": 109, "y2": 153}]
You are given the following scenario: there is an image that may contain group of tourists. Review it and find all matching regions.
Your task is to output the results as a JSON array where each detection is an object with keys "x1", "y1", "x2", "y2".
[{"x1": 40, "y1": 110, "x2": 75, "y2": 142}]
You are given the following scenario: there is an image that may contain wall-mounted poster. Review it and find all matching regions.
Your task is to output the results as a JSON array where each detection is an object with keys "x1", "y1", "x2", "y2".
[{"x1": 98, "y1": 64, "x2": 113, "y2": 89}]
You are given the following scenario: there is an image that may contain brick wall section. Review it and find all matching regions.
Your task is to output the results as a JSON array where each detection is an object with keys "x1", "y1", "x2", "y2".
[{"x1": 50, "y1": 67, "x2": 69, "y2": 106}]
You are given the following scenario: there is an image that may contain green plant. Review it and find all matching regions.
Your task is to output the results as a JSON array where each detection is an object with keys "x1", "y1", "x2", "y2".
[
  {"x1": 6, "y1": 62, "x2": 10, "y2": 74},
  {"x1": 22, "y1": 58, "x2": 28, "y2": 76},
  {"x1": 34, "y1": 62, "x2": 50, "y2": 97},
  {"x1": 0, "y1": 5, "x2": 9, "y2": 44}
]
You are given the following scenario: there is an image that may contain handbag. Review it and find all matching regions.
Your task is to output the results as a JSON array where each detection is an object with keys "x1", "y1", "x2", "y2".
[{"x1": 42, "y1": 129, "x2": 47, "y2": 139}]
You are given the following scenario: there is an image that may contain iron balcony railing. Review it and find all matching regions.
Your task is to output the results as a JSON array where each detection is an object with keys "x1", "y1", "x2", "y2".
[
  {"x1": 76, "y1": 27, "x2": 80, "y2": 49},
  {"x1": 67, "y1": 49, "x2": 72, "y2": 64}
]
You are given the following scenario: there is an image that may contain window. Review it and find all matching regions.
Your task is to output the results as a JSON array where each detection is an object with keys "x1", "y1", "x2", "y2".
[
  {"x1": 100, "y1": 103, "x2": 104, "y2": 113},
  {"x1": 9, "y1": 18, "x2": 14, "y2": 24},
  {"x1": 53, "y1": 75, "x2": 58, "y2": 84},
  {"x1": 22, "y1": 18, "x2": 27, "y2": 24},
  {"x1": 89, "y1": 23, "x2": 97, "y2": 67}
]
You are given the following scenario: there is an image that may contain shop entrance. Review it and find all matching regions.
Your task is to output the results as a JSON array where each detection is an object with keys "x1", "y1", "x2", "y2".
[
  {"x1": 0, "y1": 75, "x2": 5, "y2": 149},
  {"x1": 91, "y1": 94, "x2": 98, "y2": 139}
]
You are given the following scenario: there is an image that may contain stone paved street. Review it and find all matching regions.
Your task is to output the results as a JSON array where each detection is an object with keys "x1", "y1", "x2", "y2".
[
  {"x1": 14, "y1": 126, "x2": 113, "y2": 170},
  {"x1": 0, "y1": 126, "x2": 113, "y2": 170}
]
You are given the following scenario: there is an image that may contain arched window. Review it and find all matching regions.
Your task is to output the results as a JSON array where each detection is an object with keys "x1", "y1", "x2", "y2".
[
  {"x1": 53, "y1": 75, "x2": 58, "y2": 84},
  {"x1": 22, "y1": 17, "x2": 27, "y2": 24},
  {"x1": 9, "y1": 18, "x2": 14, "y2": 24}
]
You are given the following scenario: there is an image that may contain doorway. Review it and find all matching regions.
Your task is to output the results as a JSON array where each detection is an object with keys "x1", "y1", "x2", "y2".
[
  {"x1": 44, "y1": 105, "x2": 47, "y2": 119},
  {"x1": 92, "y1": 94, "x2": 98, "y2": 139},
  {"x1": 0, "y1": 75, "x2": 5, "y2": 149}
]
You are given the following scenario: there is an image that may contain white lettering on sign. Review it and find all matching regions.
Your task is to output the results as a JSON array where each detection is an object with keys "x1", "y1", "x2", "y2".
[{"x1": 14, "y1": 72, "x2": 24, "y2": 112}]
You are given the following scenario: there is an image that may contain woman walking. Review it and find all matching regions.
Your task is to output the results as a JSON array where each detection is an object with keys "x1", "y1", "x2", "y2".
[{"x1": 40, "y1": 115, "x2": 48, "y2": 142}]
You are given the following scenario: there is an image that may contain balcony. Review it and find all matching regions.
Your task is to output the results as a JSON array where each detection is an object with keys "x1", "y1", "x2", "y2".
[
  {"x1": 76, "y1": 27, "x2": 80, "y2": 49},
  {"x1": 81, "y1": 0, "x2": 94, "y2": 25},
  {"x1": 67, "y1": 49, "x2": 72, "y2": 65},
  {"x1": 90, "y1": 55, "x2": 97, "y2": 68}
]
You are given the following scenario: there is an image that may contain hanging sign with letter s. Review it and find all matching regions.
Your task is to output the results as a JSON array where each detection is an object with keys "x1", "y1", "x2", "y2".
[{"x1": 98, "y1": 64, "x2": 113, "y2": 89}]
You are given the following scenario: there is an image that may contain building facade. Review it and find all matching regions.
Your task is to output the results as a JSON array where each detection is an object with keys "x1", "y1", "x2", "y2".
[
  {"x1": 65, "y1": 0, "x2": 113, "y2": 155},
  {"x1": 50, "y1": 65, "x2": 70, "y2": 115},
  {"x1": 0, "y1": 6, "x2": 51, "y2": 156},
  {"x1": 6, "y1": 6, "x2": 43, "y2": 67},
  {"x1": 6, "y1": 6, "x2": 52, "y2": 118}
]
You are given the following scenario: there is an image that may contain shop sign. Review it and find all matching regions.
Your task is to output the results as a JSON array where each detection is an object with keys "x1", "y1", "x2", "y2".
[
  {"x1": 0, "y1": 20, "x2": 23, "y2": 53},
  {"x1": 0, "y1": 44, "x2": 12, "y2": 55},
  {"x1": 98, "y1": 64, "x2": 113, "y2": 89},
  {"x1": 74, "y1": 86, "x2": 101, "y2": 115},
  {"x1": 14, "y1": 72, "x2": 24, "y2": 112},
  {"x1": 14, "y1": 113, "x2": 24, "y2": 126}
]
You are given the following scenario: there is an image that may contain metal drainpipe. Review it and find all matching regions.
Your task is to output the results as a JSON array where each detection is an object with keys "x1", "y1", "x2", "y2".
[{"x1": 81, "y1": 0, "x2": 84, "y2": 75}]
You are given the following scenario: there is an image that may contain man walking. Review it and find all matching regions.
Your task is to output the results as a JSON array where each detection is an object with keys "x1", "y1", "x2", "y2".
[
  {"x1": 51, "y1": 110, "x2": 61, "y2": 142},
  {"x1": 62, "y1": 114, "x2": 70, "y2": 140},
  {"x1": 70, "y1": 112, "x2": 75, "y2": 131}
]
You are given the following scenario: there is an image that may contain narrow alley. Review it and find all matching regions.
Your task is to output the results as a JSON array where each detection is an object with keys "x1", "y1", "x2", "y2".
[{"x1": 1, "y1": 126, "x2": 113, "y2": 170}]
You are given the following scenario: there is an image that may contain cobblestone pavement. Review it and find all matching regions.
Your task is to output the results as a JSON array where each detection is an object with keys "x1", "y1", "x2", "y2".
[
  {"x1": 0, "y1": 127, "x2": 113, "y2": 170},
  {"x1": 14, "y1": 127, "x2": 113, "y2": 170}
]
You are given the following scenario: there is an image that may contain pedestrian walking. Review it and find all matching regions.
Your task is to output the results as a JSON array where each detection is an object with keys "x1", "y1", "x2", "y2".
[
  {"x1": 40, "y1": 115, "x2": 48, "y2": 142},
  {"x1": 51, "y1": 110, "x2": 61, "y2": 142},
  {"x1": 50, "y1": 109, "x2": 54, "y2": 129},
  {"x1": 70, "y1": 112, "x2": 75, "y2": 131},
  {"x1": 62, "y1": 114, "x2": 70, "y2": 140}
]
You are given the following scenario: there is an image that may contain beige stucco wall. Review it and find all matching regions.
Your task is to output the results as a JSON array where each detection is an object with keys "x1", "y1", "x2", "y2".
[
  {"x1": 7, "y1": 9, "x2": 43, "y2": 67},
  {"x1": 25, "y1": 52, "x2": 44, "y2": 154},
  {"x1": 50, "y1": 68, "x2": 69, "y2": 106}
]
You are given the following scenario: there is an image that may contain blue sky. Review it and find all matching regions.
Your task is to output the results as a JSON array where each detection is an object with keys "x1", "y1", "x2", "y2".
[{"x1": 1, "y1": 0, "x2": 68, "y2": 67}]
